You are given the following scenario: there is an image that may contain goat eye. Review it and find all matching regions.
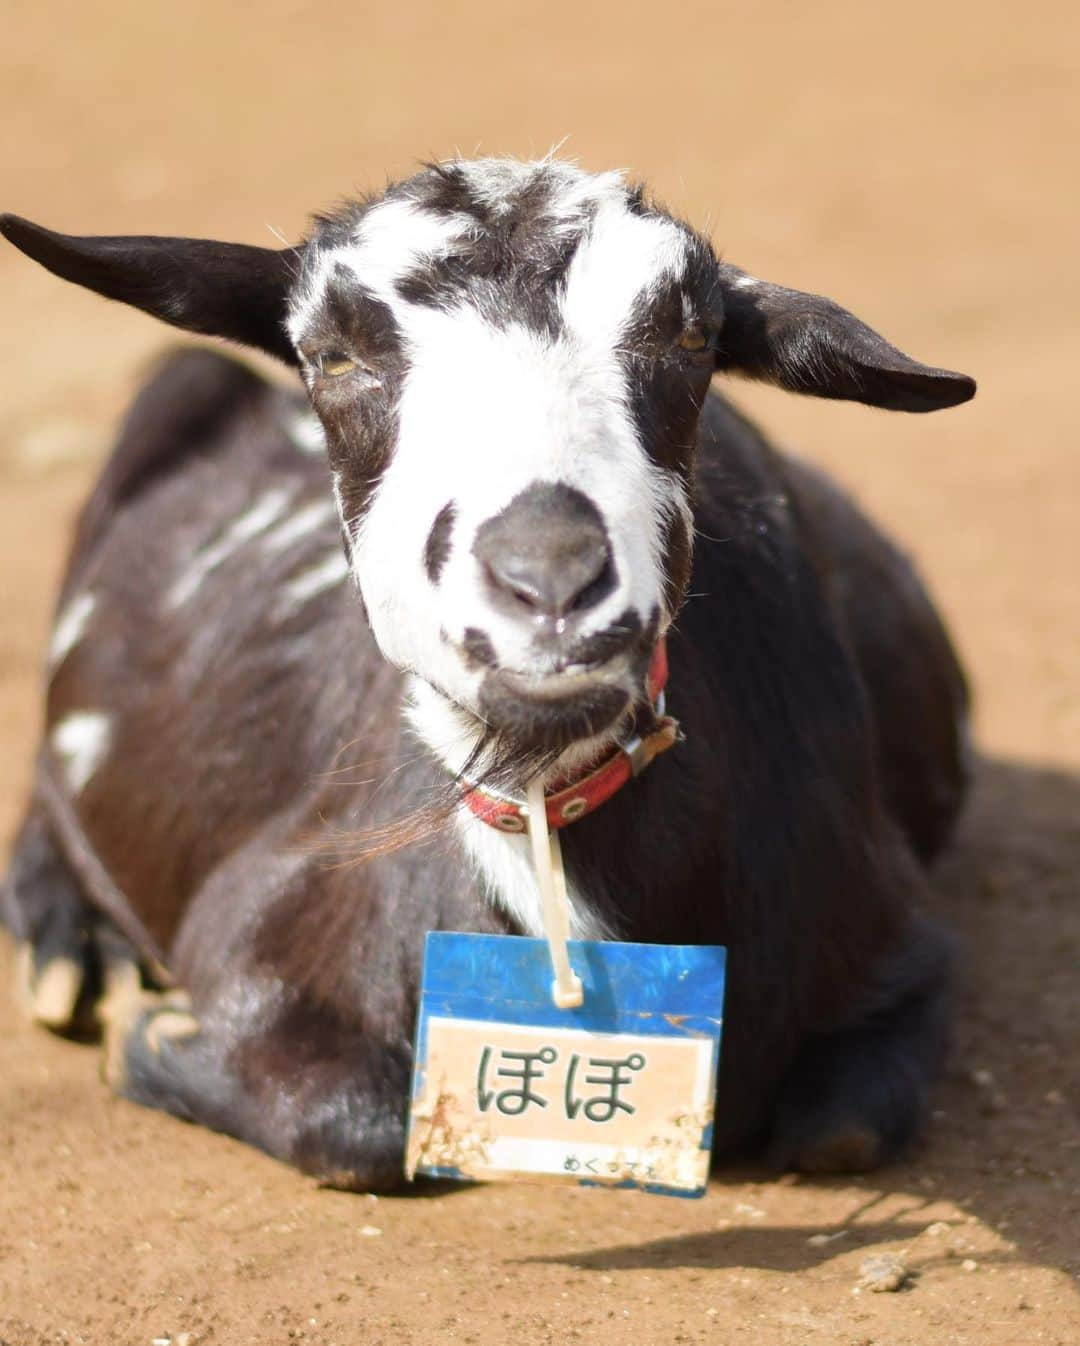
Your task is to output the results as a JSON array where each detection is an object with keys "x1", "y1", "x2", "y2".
[
  {"x1": 677, "y1": 327, "x2": 709, "y2": 353},
  {"x1": 316, "y1": 351, "x2": 358, "y2": 378}
]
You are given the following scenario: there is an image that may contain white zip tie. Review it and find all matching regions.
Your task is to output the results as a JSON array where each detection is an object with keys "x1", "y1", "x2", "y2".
[{"x1": 525, "y1": 776, "x2": 585, "y2": 1009}]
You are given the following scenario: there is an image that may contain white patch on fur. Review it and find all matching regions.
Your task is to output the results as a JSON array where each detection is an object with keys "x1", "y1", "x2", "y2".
[
  {"x1": 51, "y1": 711, "x2": 111, "y2": 794},
  {"x1": 285, "y1": 409, "x2": 327, "y2": 455},
  {"x1": 48, "y1": 592, "x2": 96, "y2": 672},
  {"x1": 731, "y1": 273, "x2": 758, "y2": 289},
  {"x1": 345, "y1": 199, "x2": 476, "y2": 303},
  {"x1": 460, "y1": 157, "x2": 626, "y2": 228},
  {"x1": 273, "y1": 551, "x2": 350, "y2": 618},
  {"x1": 262, "y1": 499, "x2": 336, "y2": 554},
  {"x1": 352, "y1": 294, "x2": 684, "y2": 694},
  {"x1": 403, "y1": 677, "x2": 484, "y2": 777},
  {"x1": 405, "y1": 677, "x2": 613, "y2": 940},
  {"x1": 560, "y1": 195, "x2": 687, "y2": 350},
  {"x1": 458, "y1": 157, "x2": 552, "y2": 213},
  {"x1": 457, "y1": 809, "x2": 614, "y2": 940},
  {"x1": 169, "y1": 487, "x2": 293, "y2": 607},
  {"x1": 287, "y1": 198, "x2": 477, "y2": 343}
]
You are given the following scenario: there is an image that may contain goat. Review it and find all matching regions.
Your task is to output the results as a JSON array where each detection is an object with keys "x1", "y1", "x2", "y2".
[{"x1": 1, "y1": 158, "x2": 975, "y2": 1189}]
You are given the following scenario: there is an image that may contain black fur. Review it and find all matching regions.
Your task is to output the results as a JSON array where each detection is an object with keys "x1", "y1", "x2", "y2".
[
  {"x1": 563, "y1": 606, "x2": 644, "y2": 669},
  {"x1": 2, "y1": 348, "x2": 969, "y2": 1183},
  {"x1": 301, "y1": 268, "x2": 407, "y2": 535},
  {"x1": 391, "y1": 162, "x2": 584, "y2": 338},
  {"x1": 424, "y1": 501, "x2": 457, "y2": 583},
  {"x1": 477, "y1": 672, "x2": 633, "y2": 755},
  {"x1": 1, "y1": 163, "x2": 975, "y2": 1188},
  {"x1": 461, "y1": 627, "x2": 497, "y2": 669},
  {"x1": 0, "y1": 215, "x2": 300, "y2": 365},
  {"x1": 714, "y1": 263, "x2": 976, "y2": 412}
]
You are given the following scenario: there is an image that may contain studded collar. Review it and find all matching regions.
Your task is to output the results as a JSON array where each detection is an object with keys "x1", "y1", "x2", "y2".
[{"x1": 459, "y1": 640, "x2": 679, "y2": 833}]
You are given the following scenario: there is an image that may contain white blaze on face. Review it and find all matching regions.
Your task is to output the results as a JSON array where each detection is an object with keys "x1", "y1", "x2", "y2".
[
  {"x1": 292, "y1": 163, "x2": 694, "y2": 715},
  {"x1": 560, "y1": 195, "x2": 688, "y2": 352}
]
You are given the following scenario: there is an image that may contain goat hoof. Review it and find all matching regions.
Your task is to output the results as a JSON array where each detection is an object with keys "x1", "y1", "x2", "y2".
[
  {"x1": 143, "y1": 1007, "x2": 201, "y2": 1054},
  {"x1": 30, "y1": 955, "x2": 85, "y2": 1028},
  {"x1": 15, "y1": 942, "x2": 102, "y2": 1035},
  {"x1": 101, "y1": 987, "x2": 197, "y2": 1090}
]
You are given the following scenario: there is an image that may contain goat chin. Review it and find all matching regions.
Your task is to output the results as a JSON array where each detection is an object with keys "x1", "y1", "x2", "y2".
[
  {"x1": 405, "y1": 671, "x2": 636, "y2": 796},
  {"x1": 478, "y1": 672, "x2": 629, "y2": 750}
]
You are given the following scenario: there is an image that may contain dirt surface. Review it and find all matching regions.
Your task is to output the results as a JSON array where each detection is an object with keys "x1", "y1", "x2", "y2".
[{"x1": 1, "y1": 3, "x2": 1078, "y2": 1343}]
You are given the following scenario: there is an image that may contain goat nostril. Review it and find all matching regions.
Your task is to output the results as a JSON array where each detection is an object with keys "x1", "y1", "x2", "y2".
[
  {"x1": 569, "y1": 557, "x2": 615, "y2": 615},
  {"x1": 483, "y1": 547, "x2": 614, "y2": 621},
  {"x1": 484, "y1": 563, "x2": 543, "y2": 611}
]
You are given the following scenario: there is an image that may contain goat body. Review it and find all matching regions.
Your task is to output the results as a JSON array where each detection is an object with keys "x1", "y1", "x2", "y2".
[{"x1": 1, "y1": 159, "x2": 973, "y2": 1186}]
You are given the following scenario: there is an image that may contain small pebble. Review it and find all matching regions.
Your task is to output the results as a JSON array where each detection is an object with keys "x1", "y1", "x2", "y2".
[
  {"x1": 359, "y1": 1224, "x2": 382, "y2": 1237},
  {"x1": 961, "y1": 1258, "x2": 979, "y2": 1272},
  {"x1": 923, "y1": 1221, "x2": 950, "y2": 1237},
  {"x1": 857, "y1": 1253, "x2": 909, "y2": 1293}
]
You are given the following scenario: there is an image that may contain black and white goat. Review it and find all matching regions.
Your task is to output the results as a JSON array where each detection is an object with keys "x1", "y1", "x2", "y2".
[{"x1": 1, "y1": 158, "x2": 975, "y2": 1188}]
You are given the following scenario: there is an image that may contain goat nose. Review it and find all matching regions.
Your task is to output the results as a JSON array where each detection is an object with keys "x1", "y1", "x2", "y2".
[
  {"x1": 473, "y1": 484, "x2": 617, "y2": 623},
  {"x1": 484, "y1": 538, "x2": 612, "y2": 619}
]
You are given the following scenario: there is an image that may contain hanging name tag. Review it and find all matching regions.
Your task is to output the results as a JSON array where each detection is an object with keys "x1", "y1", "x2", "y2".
[{"x1": 405, "y1": 932, "x2": 726, "y2": 1198}]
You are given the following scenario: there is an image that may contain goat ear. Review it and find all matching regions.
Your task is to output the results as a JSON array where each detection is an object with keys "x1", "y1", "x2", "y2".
[
  {"x1": 715, "y1": 264, "x2": 975, "y2": 413},
  {"x1": 0, "y1": 214, "x2": 301, "y2": 366}
]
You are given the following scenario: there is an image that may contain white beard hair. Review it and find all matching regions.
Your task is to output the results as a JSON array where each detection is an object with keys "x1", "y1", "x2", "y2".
[{"x1": 404, "y1": 677, "x2": 619, "y2": 943}]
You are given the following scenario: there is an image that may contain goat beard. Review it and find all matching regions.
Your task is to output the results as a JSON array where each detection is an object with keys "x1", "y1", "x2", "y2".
[
  {"x1": 314, "y1": 728, "x2": 569, "y2": 867},
  {"x1": 459, "y1": 723, "x2": 569, "y2": 797},
  {"x1": 314, "y1": 691, "x2": 660, "y2": 868}
]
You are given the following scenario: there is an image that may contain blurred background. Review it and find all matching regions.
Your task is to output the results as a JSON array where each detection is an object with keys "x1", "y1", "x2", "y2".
[
  {"x1": 1, "y1": 3, "x2": 1077, "y2": 1343},
  {"x1": 2, "y1": 0, "x2": 1076, "y2": 793}
]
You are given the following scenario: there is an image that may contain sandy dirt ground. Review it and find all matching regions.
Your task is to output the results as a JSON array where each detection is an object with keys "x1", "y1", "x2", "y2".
[{"x1": 1, "y1": 3, "x2": 1077, "y2": 1343}]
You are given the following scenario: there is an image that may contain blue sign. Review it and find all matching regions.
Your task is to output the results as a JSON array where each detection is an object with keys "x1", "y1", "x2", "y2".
[{"x1": 406, "y1": 933, "x2": 726, "y2": 1198}]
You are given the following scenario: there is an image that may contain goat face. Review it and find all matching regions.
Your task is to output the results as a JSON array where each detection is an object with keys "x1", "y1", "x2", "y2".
[
  {"x1": 287, "y1": 163, "x2": 712, "y2": 758},
  {"x1": 1, "y1": 156, "x2": 975, "y2": 765}
]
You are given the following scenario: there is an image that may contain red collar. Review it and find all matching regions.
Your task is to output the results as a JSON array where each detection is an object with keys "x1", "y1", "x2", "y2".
[{"x1": 460, "y1": 639, "x2": 679, "y2": 833}]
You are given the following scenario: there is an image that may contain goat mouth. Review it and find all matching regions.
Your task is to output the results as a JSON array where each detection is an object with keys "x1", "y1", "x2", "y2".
[
  {"x1": 494, "y1": 663, "x2": 615, "y2": 698},
  {"x1": 476, "y1": 666, "x2": 632, "y2": 752}
]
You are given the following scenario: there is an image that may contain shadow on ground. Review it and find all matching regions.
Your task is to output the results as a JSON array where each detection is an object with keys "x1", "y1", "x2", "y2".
[{"x1": 522, "y1": 755, "x2": 1080, "y2": 1279}]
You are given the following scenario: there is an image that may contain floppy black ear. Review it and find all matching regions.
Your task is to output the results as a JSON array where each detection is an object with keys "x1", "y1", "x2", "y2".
[
  {"x1": 715, "y1": 264, "x2": 975, "y2": 413},
  {"x1": 0, "y1": 214, "x2": 301, "y2": 366}
]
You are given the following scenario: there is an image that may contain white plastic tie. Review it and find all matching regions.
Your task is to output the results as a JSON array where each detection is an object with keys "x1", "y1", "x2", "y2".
[{"x1": 525, "y1": 777, "x2": 585, "y2": 1009}]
